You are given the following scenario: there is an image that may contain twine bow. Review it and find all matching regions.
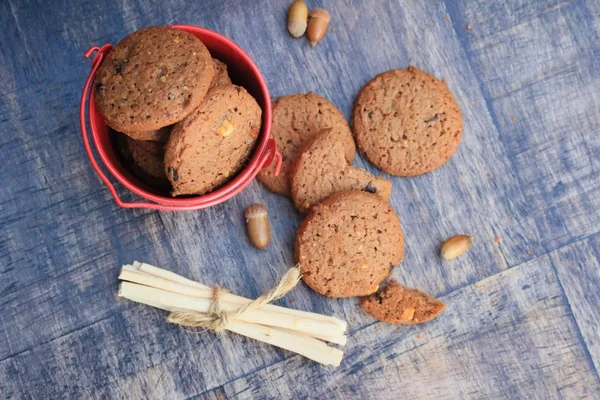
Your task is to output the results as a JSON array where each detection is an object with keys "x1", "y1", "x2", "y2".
[{"x1": 167, "y1": 267, "x2": 301, "y2": 333}]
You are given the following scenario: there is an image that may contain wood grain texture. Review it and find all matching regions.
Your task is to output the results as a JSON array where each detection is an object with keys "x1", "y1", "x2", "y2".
[
  {"x1": 0, "y1": 0, "x2": 599, "y2": 398},
  {"x1": 447, "y1": 0, "x2": 600, "y2": 254},
  {"x1": 550, "y1": 233, "x2": 600, "y2": 376},
  {"x1": 201, "y1": 256, "x2": 600, "y2": 399}
]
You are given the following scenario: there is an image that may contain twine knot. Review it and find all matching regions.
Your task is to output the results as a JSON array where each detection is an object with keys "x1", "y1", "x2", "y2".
[{"x1": 167, "y1": 267, "x2": 301, "y2": 333}]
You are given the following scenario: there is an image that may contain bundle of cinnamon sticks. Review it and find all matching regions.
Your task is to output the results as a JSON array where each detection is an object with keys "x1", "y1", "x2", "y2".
[{"x1": 118, "y1": 262, "x2": 347, "y2": 366}]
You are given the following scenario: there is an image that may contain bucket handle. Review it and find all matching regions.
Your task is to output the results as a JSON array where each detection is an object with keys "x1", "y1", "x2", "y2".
[{"x1": 80, "y1": 45, "x2": 281, "y2": 211}]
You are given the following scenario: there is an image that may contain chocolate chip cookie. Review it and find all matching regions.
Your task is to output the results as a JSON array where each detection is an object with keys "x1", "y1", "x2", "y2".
[
  {"x1": 95, "y1": 26, "x2": 214, "y2": 133},
  {"x1": 257, "y1": 93, "x2": 355, "y2": 196},
  {"x1": 164, "y1": 85, "x2": 261, "y2": 196},
  {"x1": 295, "y1": 191, "x2": 404, "y2": 297},
  {"x1": 290, "y1": 128, "x2": 392, "y2": 213},
  {"x1": 352, "y1": 67, "x2": 462, "y2": 176}
]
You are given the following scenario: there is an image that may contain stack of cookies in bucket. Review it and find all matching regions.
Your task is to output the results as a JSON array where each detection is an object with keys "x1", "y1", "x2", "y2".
[
  {"x1": 95, "y1": 26, "x2": 261, "y2": 196},
  {"x1": 259, "y1": 67, "x2": 462, "y2": 325}
]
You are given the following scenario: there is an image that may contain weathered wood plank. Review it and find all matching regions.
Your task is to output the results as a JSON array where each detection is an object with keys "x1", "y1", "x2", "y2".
[
  {"x1": 551, "y1": 233, "x2": 600, "y2": 376},
  {"x1": 447, "y1": 0, "x2": 582, "y2": 47},
  {"x1": 5, "y1": 242, "x2": 598, "y2": 399},
  {"x1": 448, "y1": 0, "x2": 600, "y2": 253},
  {"x1": 0, "y1": 302, "x2": 286, "y2": 399},
  {"x1": 200, "y1": 254, "x2": 600, "y2": 399},
  {"x1": 0, "y1": 0, "x2": 534, "y2": 364},
  {"x1": 0, "y1": 0, "x2": 599, "y2": 398}
]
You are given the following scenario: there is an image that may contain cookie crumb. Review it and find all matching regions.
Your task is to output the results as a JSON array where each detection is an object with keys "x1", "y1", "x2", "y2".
[
  {"x1": 472, "y1": 102, "x2": 478, "y2": 107},
  {"x1": 288, "y1": 299, "x2": 295, "y2": 305},
  {"x1": 330, "y1": 27, "x2": 336, "y2": 32},
  {"x1": 494, "y1": 236, "x2": 502, "y2": 243},
  {"x1": 466, "y1": 24, "x2": 472, "y2": 30},
  {"x1": 511, "y1": 116, "x2": 518, "y2": 122},
  {"x1": 487, "y1": 173, "x2": 493, "y2": 179},
  {"x1": 444, "y1": 15, "x2": 450, "y2": 21},
  {"x1": 534, "y1": 154, "x2": 540, "y2": 159},
  {"x1": 527, "y1": 249, "x2": 533, "y2": 255},
  {"x1": 416, "y1": 333, "x2": 424, "y2": 339}
]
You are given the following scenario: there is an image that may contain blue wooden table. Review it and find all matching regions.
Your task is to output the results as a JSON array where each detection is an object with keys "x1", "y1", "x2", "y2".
[{"x1": 1, "y1": 0, "x2": 599, "y2": 398}]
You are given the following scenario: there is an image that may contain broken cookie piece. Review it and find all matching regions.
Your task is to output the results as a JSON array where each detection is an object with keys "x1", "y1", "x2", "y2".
[{"x1": 360, "y1": 280, "x2": 445, "y2": 325}]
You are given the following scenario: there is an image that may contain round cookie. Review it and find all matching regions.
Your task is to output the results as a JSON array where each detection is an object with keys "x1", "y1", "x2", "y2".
[
  {"x1": 352, "y1": 67, "x2": 462, "y2": 176},
  {"x1": 295, "y1": 191, "x2": 404, "y2": 298},
  {"x1": 164, "y1": 85, "x2": 261, "y2": 196},
  {"x1": 209, "y1": 58, "x2": 232, "y2": 89},
  {"x1": 360, "y1": 280, "x2": 446, "y2": 325},
  {"x1": 125, "y1": 137, "x2": 169, "y2": 186},
  {"x1": 95, "y1": 26, "x2": 214, "y2": 132},
  {"x1": 121, "y1": 125, "x2": 172, "y2": 143},
  {"x1": 290, "y1": 128, "x2": 392, "y2": 213},
  {"x1": 115, "y1": 133, "x2": 170, "y2": 188},
  {"x1": 257, "y1": 93, "x2": 356, "y2": 196}
]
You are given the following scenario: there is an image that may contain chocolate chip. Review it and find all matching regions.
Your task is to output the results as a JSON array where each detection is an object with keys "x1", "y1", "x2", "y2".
[
  {"x1": 363, "y1": 182, "x2": 377, "y2": 193},
  {"x1": 95, "y1": 82, "x2": 106, "y2": 93},
  {"x1": 114, "y1": 59, "x2": 128, "y2": 74},
  {"x1": 166, "y1": 166, "x2": 178, "y2": 181},
  {"x1": 424, "y1": 112, "x2": 445, "y2": 123}
]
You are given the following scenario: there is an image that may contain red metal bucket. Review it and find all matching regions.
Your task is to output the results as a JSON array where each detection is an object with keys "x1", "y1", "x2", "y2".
[{"x1": 80, "y1": 25, "x2": 281, "y2": 211}]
